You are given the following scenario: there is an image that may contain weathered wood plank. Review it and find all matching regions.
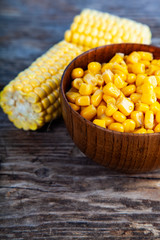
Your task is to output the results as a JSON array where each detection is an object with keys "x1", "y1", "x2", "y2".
[{"x1": 0, "y1": 0, "x2": 160, "y2": 239}]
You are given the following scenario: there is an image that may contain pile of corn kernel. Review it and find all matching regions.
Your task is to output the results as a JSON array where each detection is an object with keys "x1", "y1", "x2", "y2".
[{"x1": 66, "y1": 51, "x2": 160, "y2": 133}]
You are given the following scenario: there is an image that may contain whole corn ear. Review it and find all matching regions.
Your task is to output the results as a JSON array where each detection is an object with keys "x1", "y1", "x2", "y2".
[
  {"x1": 0, "y1": 41, "x2": 82, "y2": 130},
  {"x1": 64, "y1": 9, "x2": 152, "y2": 49}
]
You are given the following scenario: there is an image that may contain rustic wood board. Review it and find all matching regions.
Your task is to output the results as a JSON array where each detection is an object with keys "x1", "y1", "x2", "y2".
[{"x1": 0, "y1": 0, "x2": 160, "y2": 239}]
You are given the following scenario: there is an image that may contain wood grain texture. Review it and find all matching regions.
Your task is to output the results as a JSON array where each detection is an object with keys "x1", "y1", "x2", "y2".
[
  {"x1": 0, "y1": 0, "x2": 160, "y2": 239},
  {"x1": 61, "y1": 44, "x2": 160, "y2": 174}
]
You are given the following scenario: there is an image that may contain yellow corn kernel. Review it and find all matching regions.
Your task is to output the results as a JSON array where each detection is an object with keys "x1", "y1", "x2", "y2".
[
  {"x1": 144, "y1": 76, "x2": 157, "y2": 88},
  {"x1": 135, "y1": 103, "x2": 149, "y2": 113},
  {"x1": 146, "y1": 129, "x2": 154, "y2": 133},
  {"x1": 100, "y1": 115, "x2": 114, "y2": 126},
  {"x1": 116, "y1": 96, "x2": 134, "y2": 116},
  {"x1": 109, "y1": 53, "x2": 124, "y2": 64},
  {"x1": 126, "y1": 51, "x2": 141, "y2": 63},
  {"x1": 121, "y1": 84, "x2": 136, "y2": 96},
  {"x1": 75, "y1": 95, "x2": 90, "y2": 106},
  {"x1": 130, "y1": 93, "x2": 141, "y2": 103},
  {"x1": 41, "y1": 98, "x2": 50, "y2": 109},
  {"x1": 154, "y1": 123, "x2": 160, "y2": 132},
  {"x1": 156, "y1": 111, "x2": 160, "y2": 123},
  {"x1": 80, "y1": 104, "x2": 97, "y2": 120},
  {"x1": 123, "y1": 119, "x2": 136, "y2": 133},
  {"x1": 79, "y1": 83, "x2": 93, "y2": 96},
  {"x1": 146, "y1": 64, "x2": 160, "y2": 75},
  {"x1": 113, "y1": 70, "x2": 127, "y2": 81},
  {"x1": 72, "y1": 78, "x2": 83, "y2": 90},
  {"x1": 138, "y1": 51, "x2": 153, "y2": 61},
  {"x1": 126, "y1": 73, "x2": 136, "y2": 84},
  {"x1": 141, "y1": 93, "x2": 157, "y2": 105},
  {"x1": 113, "y1": 111, "x2": 126, "y2": 123},
  {"x1": 150, "y1": 102, "x2": 160, "y2": 114},
  {"x1": 135, "y1": 74, "x2": 146, "y2": 86},
  {"x1": 69, "y1": 102, "x2": 80, "y2": 111},
  {"x1": 95, "y1": 74, "x2": 105, "y2": 86},
  {"x1": 103, "y1": 95, "x2": 116, "y2": 106},
  {"x1": 130, "y1": 111, "x2": 144, "y2": 128},
  {"x1": 66, "y1": 91, "x2": 80, "y2": 103},
  {"x1": 101, "y1": 63, "x2": 113, "y2": 73},
  {"x1": 88, "y1": 62, "x2": 101, "y2": 75},
  {"x1": 136, "y1": 86, "x2": 143, "y2": 94},
  {"x1": 105, "y1": 104, "x2": 118, "y2": 117},
  {"x1": 97, "y1": 105, "x2": 107, "y2": 118},
  {"x1": 154, "y1": 87, "x2": 160, "y2": 99},
  {"x1": 144, "y1": 110, "x2": 154, "y2": 129},
  {"x1": 93, "y1": 119, "x2": 106, "y2": 128},
  {"x1": 108, "y1": 123, "x2": 124, "y2": 132},
  {"x1": 103, "y1": 82, "x2": 120, "y2": 98},
  {"x1": 112, "y1": 63, "x2": 128, "y2": 75},
  {"x1": 114, "y1": 74, "x2": 127, "y2": 89},
  {"x1": 134, "y1": 128, "x2": 147, "y2": 134},
  {"x1": 91, "y1": 89, "x2": 103, "y2": 107},
  {"x1": 83, "y1": 73, "x2": 97, "y2": 85},
  {"x1": 34, "y1": 87, "x2": 47, "y2": 99},
  {"x1": 102, "y1": 69, "x2": 114, "y2": 84},
  {"x1": 71, "y1": 68, "x2": 84, "y2": 79},
  {"x1": 129, "y1": 63, "x2": 145, "y2": 74}
]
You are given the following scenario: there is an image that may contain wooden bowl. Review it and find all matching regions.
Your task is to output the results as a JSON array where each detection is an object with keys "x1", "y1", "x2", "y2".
[{"x1": 60, "y1": 43, "x2": 160, "y2": 173}]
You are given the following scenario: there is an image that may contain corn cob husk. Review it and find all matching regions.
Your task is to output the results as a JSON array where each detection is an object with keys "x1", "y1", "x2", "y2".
[
  {"x1": 65, "y1": 9, "x2": 152, "y2": 50},
  {"x1": 0, "y1": 41, "x2": 82, "y2": 130}
]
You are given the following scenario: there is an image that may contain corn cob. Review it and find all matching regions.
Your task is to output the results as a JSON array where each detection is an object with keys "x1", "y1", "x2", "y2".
[
  {"x1": 65, "y1": 9, "x2": 151, "y2": 50},
  {"x1": 0, "y1": 41, "x2": 82, "y2": 130}
]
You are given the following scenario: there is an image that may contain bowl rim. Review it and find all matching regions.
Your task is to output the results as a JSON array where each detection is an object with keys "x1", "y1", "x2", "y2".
[{"x1": 60, "y1": 43, "x2": 160, "y2": 137}]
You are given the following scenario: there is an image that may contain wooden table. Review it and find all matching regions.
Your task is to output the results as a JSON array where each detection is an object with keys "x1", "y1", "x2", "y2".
[{"x1": 0, "y1": 0, "x2": 160, "y2": 239}]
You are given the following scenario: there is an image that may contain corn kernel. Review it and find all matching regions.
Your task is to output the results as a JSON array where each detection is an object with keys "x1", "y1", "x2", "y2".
[
  {"x1": 138, "y1": 51, "x2": 153, "y2": 61},
  {"x1": 83, "y1": 73, "x2": 97, "y2": 85},
  {"x1": 93, "y1": 119, "x2": 106, "y2": 128},
  {"x1": 75, "y1": 95, "x2": 90, "y2": 106},
  {"x1": 97, "y1": 105, "x2": 107, "y2": 118},
  {"x1": 146, "y1": 129, "x2": 154, "y2": 133},
  {"x1": 109, "y1": 53, "x2": 124, "y2": 64},
  {"x1": 155, "y1": 87, "x2": 160, "y2": 99},
  {"x1": 150, "y1": 102, "x2": 160, "y2": 114},
  {"x1": 130, "y1": 93, "x2": 141, "y2": 103},
  {"x1": 80, "y1": 104, "x2": 97, "y2": 120},
  {"x1": 72, "y1": 78, "x2": 83, "y2": 90},
  {"x1": 101, "y1": 63, "x2": 113, "y2": 73},
  {"x1": 130, "y1": 111, "x2": 144, "y2": 128},
  {"x1": 105, "y1": 104, "x2": 118, "y2": 117},
  {"x1": 126, "y1": 73, "x2": 136, "y2": 84},
  {"x1": 144, "y1": 76, "x2": 157, "y2": 88},
  {"x1": 144, "y1": 110, "x2": 154, "y2": 129},
  {"x1": 113, "y1": 111, "x2": 126, "y2": 123},
  {"x1": 116, "y1": 96, "x2": 134, "y2": 116},
  {"x1": 71, "y1": 68, "x2": 84, "y2": 79},
  {"x1": 112, "y1": 63, "x2": 128, "y2": 75},
  {"x1": 79, "y1": 83, "x2": 93, "y2": 96},
  {"x1": 114, "y1": 74, "x2": 127, "y2": 89},
  {"x1": 121, "y1": 84, "x2": 136, "y2": 96},
  {"x1": 135, "y1": 103, "x2": 149, "y2": 113},
  {"x1": 91, "y1": 89, "x2": 103, "y2": 107},
  {"x1": 156, "y1": 111, "x2": 160, "y2": 123},
  {"x1": 154, "y1": 123, "x2": 160, "y2": 132},
  {"x1": 108, "y1": 123, "x2": 124, "y2": 132},
  {"x1": 103, "y1": 95, "x2": 116, "y2": 106},
  {"x1": 88, "y1": 62, "x2": 101, "y2": 74},
  {"x1": 123, "y1": 119, "x2": 136, "y2": 132},
  {"x1": 130, "y1": 63, "x2": 145, "y2": 74},
  {"x1": 134, "y1": 128, "x2": 147, "y2": 134},
  {"x1": 126, "y1": 51, "x2": 141, "y2": 63},
  {"x1": 66, "y1": 91, "x2": 80, "y2": 103},
  {"x1": 102, "y1": 69, "x2": 114, "y2": 84},
  {"x1": 69, "y1": 102, "x2": 80, "y2": 111},
  {"x1": 100, "y1": 115, "x2": 114, "y2": 126},
  {"x1": 136, "y1": 74, "x2": 146, "y2": 86},
  {"x1": 103, "y1": 82, "x2": 120, "y2": 98}
]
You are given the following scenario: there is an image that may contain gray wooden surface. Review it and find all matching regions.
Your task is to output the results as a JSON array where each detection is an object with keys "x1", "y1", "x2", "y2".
[{"x1": 0, "y1": 0, "x2": 160, "y2": 239}]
